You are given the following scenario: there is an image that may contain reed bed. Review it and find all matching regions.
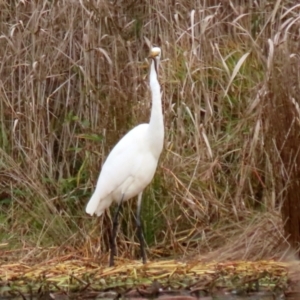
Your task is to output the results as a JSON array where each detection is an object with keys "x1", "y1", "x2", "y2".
[{"x1": 0, "y1": 0, "x2": 300, "y2": 286}]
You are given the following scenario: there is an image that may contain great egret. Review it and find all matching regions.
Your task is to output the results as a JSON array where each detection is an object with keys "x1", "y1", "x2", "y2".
[{"x1": 86, "y1": 47, "x2": 164, "y2": 266}]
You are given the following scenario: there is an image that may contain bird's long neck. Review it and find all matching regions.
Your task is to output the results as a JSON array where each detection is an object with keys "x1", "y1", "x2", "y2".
[{"x1": 147, "y1": 58, "x2": 164, "y2": 158}]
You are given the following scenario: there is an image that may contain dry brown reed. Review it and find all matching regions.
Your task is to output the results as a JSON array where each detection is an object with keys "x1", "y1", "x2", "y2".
[{"x1": 0, "y1": 0, "x2": 300, "y2": 263}]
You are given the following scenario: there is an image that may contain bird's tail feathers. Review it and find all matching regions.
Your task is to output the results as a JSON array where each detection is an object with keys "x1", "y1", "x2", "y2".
[{"x1": 85, "y1": 189, "x2": 111, "y2": 217}]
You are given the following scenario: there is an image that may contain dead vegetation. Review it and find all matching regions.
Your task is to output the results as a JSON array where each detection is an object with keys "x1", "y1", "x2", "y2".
[
  {"x1": 0, "y1": 0, "x2": 300, "y2": 266},
  {"x1": 0, "y1": 257, "x2": 288, "y2": 299}
]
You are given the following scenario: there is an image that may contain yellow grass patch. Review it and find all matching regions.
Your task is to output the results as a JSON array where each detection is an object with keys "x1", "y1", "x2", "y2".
[{"x1": 0, "y1": 257, "x2": 288, "y2": 298}]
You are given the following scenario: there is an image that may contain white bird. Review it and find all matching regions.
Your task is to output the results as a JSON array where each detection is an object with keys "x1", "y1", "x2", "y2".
[{"x1": 86, "y1": 47, "x2": 164, "y2": 266}]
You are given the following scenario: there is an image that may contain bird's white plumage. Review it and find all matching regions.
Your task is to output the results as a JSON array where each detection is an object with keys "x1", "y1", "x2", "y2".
[
  {"x1": 86, "y1": 124, "x2": 160, "y2": 216},
  {"x1": 86, "y1": 47, "x2": 163, "y2": 217}
]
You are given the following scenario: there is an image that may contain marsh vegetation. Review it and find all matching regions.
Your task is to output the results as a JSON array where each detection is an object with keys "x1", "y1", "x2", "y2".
[{"x1": 0, "y1": 0, "x2": 300, "y2": 266}]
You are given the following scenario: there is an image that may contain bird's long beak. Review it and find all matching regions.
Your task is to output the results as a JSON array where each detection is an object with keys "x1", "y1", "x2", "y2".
[{"x1": 149, "y1": 49, "x2": 160, "y2": 76}]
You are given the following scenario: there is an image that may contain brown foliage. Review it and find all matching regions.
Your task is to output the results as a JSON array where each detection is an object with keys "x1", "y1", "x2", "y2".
[
  {"x1": 263, "y1": 36, "x2": 300, "y2": 254},
  {"x1": 0, "y1": 0, "x2": 299, "y2": 262}
]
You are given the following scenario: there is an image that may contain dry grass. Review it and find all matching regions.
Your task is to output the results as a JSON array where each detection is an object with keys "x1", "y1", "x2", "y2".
[
  {"x1": 0, "y1": 0, "x2": 300, "y2": 264},
  {"x1": 0, "y1": 257, "x2": 288, "y2": 298}
]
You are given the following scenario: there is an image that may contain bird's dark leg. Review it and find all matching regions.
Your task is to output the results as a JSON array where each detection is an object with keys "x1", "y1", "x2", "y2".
[
  {"x1": 136, "y1": 192, "x2": 146, "y2": 264},
  {"x1": 109, "y1": 195, "x2": 124, "y2": 267}
]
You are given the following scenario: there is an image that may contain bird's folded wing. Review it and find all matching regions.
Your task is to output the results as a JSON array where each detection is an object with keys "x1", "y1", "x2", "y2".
[{"x1": 93, "y1": 123, "x2": 149, "y2": 200}]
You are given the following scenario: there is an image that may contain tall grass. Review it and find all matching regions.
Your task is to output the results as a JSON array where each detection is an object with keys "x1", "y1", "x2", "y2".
[{"x1": 0, "y1": 0, "x2": 299, "y2": 262}]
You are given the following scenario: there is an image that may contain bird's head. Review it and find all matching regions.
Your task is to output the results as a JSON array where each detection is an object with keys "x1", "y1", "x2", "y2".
[
  {"x1": 149, "y1": 47, "x2": 161, "y2": 75},
  {"x1": 149, "y1": 47, "x2": 161, "y2": 59}
]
